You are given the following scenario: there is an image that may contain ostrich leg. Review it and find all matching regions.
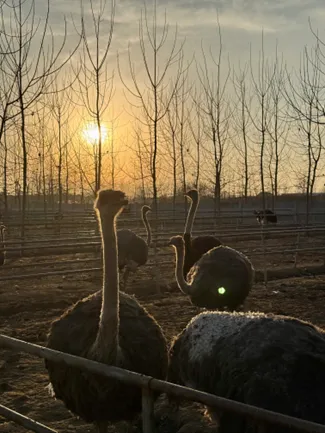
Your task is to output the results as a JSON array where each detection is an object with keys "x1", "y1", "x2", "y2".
[{"x1": 122, "y1": 266, "x2": 131, "y2": 290}]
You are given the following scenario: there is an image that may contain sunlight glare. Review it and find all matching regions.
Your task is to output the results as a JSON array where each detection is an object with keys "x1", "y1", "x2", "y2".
[{"x1": 82, "y1": 123, "x2": 108, "y2": 144}]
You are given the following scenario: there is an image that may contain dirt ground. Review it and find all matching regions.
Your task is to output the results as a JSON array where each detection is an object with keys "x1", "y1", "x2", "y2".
[{"x1": 1, "y1": 245, "x2": 325, "y2": 432}]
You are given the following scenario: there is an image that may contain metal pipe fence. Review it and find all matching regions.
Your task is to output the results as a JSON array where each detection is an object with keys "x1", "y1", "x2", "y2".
[
  {"x1": 0, "y1": 334, "x2": 324, "y2": 433},
  {"x1": 2, "y1": 224, "x2": 325, "y2": 254}
]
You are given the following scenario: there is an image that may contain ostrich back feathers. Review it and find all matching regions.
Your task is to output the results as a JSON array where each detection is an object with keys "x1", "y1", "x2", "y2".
[
  {"x1": 168, "y1": 310, "x2": 325, "y2": 432},
  {"x1": 46, "y1": 290, "x2": 168, "y2": 423},
  {"x1": 117, "y1": 229, "x2": 148, "y2": 269},
  {"x1": 186, "y1": 245, "x2": 254, "y2": 310},
  {"x1": 183, "y1": 233, "x2": 222, "y2": 278}
]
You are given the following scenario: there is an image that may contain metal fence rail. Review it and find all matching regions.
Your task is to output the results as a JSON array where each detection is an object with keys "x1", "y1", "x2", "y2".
[{"x1": 0, "y1": 334, "x2": 325, "y2": 433}]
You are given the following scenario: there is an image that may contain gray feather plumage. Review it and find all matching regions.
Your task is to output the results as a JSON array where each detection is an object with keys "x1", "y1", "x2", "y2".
[
  {"x1": 187, "y1": 245, "x2": 254, "y2": 310},
  {"x1": 117, "y1": 229, "x2": 148, "y2": 269}
]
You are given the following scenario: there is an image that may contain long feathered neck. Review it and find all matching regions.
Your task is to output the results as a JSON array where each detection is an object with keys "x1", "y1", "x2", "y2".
[
  {"x1": 173, "y1": 241, "x2": 193, "y2": 295},
  {"x1": 0, "y1": 227, "x2": 5, "y2": 264},
  {"x1": 142, "y1": 208, "x2": 151, "y2": 246},
  {"x1": 184, "y1": 195, "x2": 198, "y2": 237},
  {"x1": 93, "y1": 212, "x2": 120, "y2": 362},
  {"x1": 1, "y1": 227, "x2": 5, "y2": 246}
]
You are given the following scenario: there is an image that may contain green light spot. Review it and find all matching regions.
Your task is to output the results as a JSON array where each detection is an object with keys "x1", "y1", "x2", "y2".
[{"x1": 218, "y1": 287, "x2": 226, "y2": 295}]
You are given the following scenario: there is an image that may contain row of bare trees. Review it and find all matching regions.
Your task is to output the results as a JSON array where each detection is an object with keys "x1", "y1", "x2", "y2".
[{"x1": 1, "y1": 0, "x2": 325, "y2": 232}]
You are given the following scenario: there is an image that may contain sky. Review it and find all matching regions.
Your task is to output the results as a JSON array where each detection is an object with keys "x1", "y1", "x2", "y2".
[
  {"x1": 83, "y1": 1, "x2": 323, "y2": 62},
  {"x1": 43, "y1": 0, "x2": 325, "y2": 76},
  {"x1": 3, "y1": 0, "x2": 325, "y2": 195}
]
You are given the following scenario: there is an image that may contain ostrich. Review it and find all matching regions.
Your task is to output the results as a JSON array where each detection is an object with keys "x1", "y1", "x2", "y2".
[
  {"x1": 183, "y1": 189, "x2": 222, "y2": 279},
  {"x1": 0, "y1": 224, "x2": 6, "y2": 266},
  {"x1": 117, "y1": 204, "x2": 152, "y2": 288},
  {"x1": 167, "y1": 238, "x2": 325, "y2": 432},
  {"x1": 253, "y1": 209, "x2": 277, "y2": 226},
  {"x1": 169, "y1": 236, "x2": 254, "y2": 311},
  {"x1": 45, "y1": 190, "x2": 168, "y2": 433}
]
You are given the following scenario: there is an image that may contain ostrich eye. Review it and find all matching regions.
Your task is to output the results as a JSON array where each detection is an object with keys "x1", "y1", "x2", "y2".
[{"x1": 218, "y1": 287, "x2": 226, "y2": 295}]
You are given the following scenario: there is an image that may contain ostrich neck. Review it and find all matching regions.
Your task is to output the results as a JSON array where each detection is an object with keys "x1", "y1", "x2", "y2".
[
  {"x1": 1, "y1": 229, "x2": 5, "y2": 251},
  {"x1": 174, "y1": 243, "x2": 194, "y2": 295},
  {"x1": 142, "y1": 210, "x2": 151, "y2": 246},
  {"x1": 184, "y1": 197, "x2": 198, "y2": 236},
  {"x1": 93, "y1": 215, "x2": 120, "y2": 363}
]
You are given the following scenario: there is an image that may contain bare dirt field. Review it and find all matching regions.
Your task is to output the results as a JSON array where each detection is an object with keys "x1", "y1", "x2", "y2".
[{"x1": 1, "y1": 239, "x2": 325, "y2": 433}]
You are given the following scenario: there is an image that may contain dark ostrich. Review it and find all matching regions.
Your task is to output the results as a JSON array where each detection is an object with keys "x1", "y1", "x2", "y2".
[
  {"x1": 254, "y1": 209, "x2": 277, "y2": 225},
  {"x1": 169, "y1": 235, "x2": 254, "y2": 311},
  {"x1": 168, "y1": 308, "x2": 325, "y2": 433},
  {"x1": 183, "y1": 189, "x2": 222, "y2": 279},
  {"x1": 117, "y1": 205, "x2": 152, "y2": 288},
  {"x1": 45, "y1": 190, "x2": 168, "y2": 433},
  {"x1": 0, "y1": 224, "x2": 6, "y2": 266}
]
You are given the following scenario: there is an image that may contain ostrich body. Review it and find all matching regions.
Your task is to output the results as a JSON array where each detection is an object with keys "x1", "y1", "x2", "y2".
[
  {"x1": 0, "y1": 225, "x2": 6, "y2": 266},
  {"x1": 45, "y1": 190, "x2": 168, "y2": 432},
  {"x1": 183, "y1": 189, "x2": 222, "y2": 279},
  {"x1": 117, "y1": 205, "x2": 152, "y2": 287},
  {"x1": 168, "y1": 310, "x2": 325, "y2": 432},
  {"x1": 254, "y1": 209, "x2": 277, "y2": 225},
  {"x1": 168, "y1": 237, "x2": 325, "y2": 431},
  {"x1": 169, "y1": 236, "x2": 254, "y2": 311}
]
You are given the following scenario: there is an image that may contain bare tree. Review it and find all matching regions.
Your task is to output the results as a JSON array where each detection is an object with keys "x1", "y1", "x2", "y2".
[
  {"x1": 118, "y1": 1, "x2": 184, "y2": 217},
  {"x1": 197, "y1": 20, "x2": 231, "y2": 214},
  {"x1": 0, "y1": 0, "x2": 79, "y2": 242},
  {"x1": 73, "y1": 0, "x2": 115, "y2": 194},
  {"x1": 286, "y1": 41, "x2": 324, "y2": 223},
  {"x1": 232, "y1": 64, "x2": 252, "y2": 201},
  {"x1": 266, "y1": 47, "x2": 288, "y2": 208},
  {"x1": 248, "y1": 32, "x2": 275, "y2": 211}
]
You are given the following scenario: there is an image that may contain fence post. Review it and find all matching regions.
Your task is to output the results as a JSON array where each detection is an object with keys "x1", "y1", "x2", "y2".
[{"x1": 142, "y1": 387, "x2": 155, "y2": 433}]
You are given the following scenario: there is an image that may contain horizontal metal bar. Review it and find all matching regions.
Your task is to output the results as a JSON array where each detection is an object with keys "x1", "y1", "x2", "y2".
[
  {"x1": 0, "y1": 404, "x2": 57, "y2": 433},
  {"x1": 0, "y1": 267, "x2": 101, "y2": 281},
  {"x1": 0, "y1": 335, "x2": 324, "y2": 433}
]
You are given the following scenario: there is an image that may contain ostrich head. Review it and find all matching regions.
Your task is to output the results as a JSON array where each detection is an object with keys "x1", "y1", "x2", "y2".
[
  {"x1": 169, "y1": 235, "x2": 254, "y2": 310},
  {"x1": 168, "y1": 235, "x2": 184, "y2": 250},
  {"x1": 94, "y1": 189, "x2": 128, "y2": 220},
  {"x1": 184, "y1": 189, "x2": 199, "y2": 203},
  {"x1": 142, "y1": 205, "x2": 151, "y2": 214}
]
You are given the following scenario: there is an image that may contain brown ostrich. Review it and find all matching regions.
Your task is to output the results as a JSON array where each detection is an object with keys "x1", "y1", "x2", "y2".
[
  {"x1": 0, "y1": 224, "x2": 6, "y2": 266},
  {"x1": 45, "y1": 190, "x2": 168, "y2": 433},
  {"x1": 167, "y1": 240, "x2": 325, "y2": 432},
  {"x1": 117, "y1": 205, "x2": 152, "y2": 288},
  {"x1": 183, "y1": 189, "x2": 222, "y2": 278},
  {"x1": 169, "y1": 236, "x2": 254, "y2": 310}
]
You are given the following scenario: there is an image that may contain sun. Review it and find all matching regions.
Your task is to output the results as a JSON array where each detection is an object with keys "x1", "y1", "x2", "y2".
[{"x1": 82, "y1": 122, "x2": 108, "y2": 144}]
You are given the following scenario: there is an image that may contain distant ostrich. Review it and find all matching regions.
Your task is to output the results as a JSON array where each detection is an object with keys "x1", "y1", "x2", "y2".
[
  {"x1": 169, "y1": 235, "x2": 254, "y2": 311},
  {"x1": 183, "y1": 189, "x2": 222, "y2": 278},
  {"x1": 168, "y1": 313, "x2": 325, "y2": 431},
  {"x1": 0, "y1": 224, "x2": 6, "y2": 266},
  {"x1": 45, "y1": 190, "x2": 168, "y2": 433},
  {"x1": 254, "y1": 209, "x2": 277, "y2": 226},
  {"x1": 117, "y1": 204, "x2": 152, "y2": 288}
]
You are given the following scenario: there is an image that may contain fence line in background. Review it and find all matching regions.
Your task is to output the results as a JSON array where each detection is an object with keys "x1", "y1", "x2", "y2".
[
  {"x1": 0, "y1": 334, "x2": 324, "y2": 433},
  {"x1": 1, "y1": 243, "x2": 325, "y2": 281},
  {"x1": 2, "y1": 225, "x2": 325, "y2": 255}
]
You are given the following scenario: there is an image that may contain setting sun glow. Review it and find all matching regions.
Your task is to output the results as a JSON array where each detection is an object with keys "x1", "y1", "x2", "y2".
[{"x1": 82, "y1": 123, "x2": 108, "y2": 144}]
